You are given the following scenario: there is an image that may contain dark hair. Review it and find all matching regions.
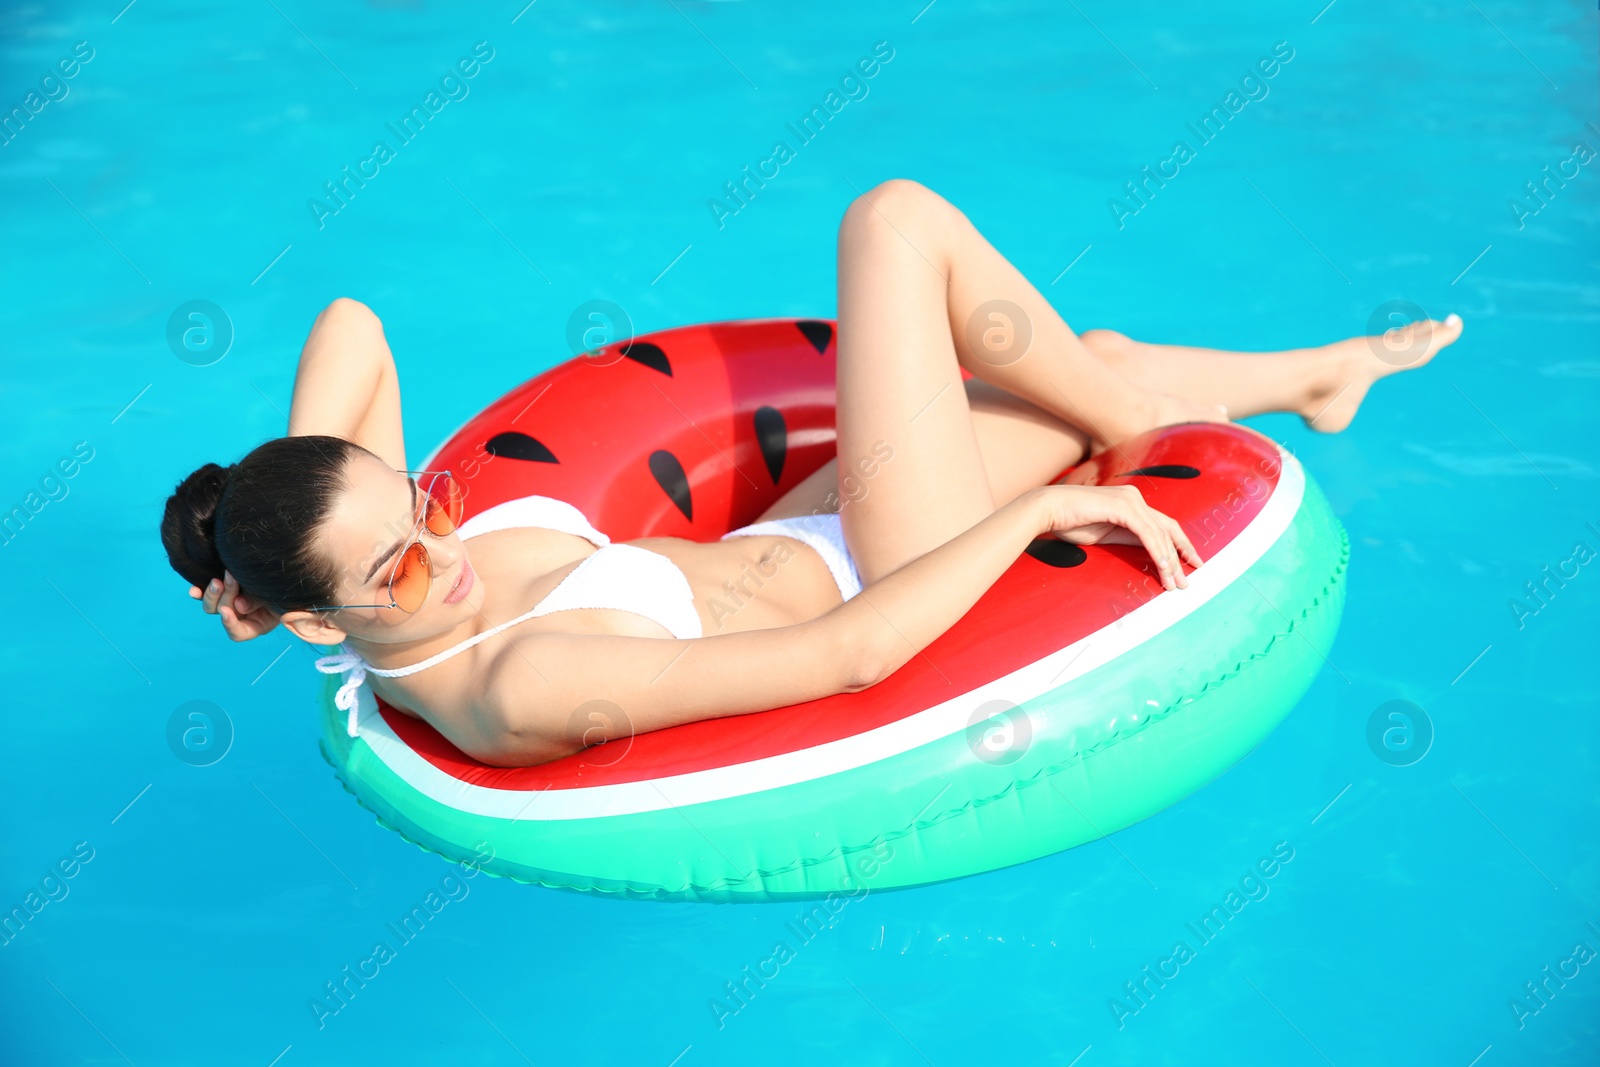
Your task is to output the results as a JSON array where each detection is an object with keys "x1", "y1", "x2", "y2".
[{"x1": 160, "y1": 435, "x2": 367, "y2": 612}]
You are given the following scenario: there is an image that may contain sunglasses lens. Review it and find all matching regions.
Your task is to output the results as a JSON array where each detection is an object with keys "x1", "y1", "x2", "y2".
[
  {"x1": 390, "y1": 541, "x2": 431, "y2": 613},
  {"x1": 423, "y1": 473, "x2": 464, "y2": 535}
]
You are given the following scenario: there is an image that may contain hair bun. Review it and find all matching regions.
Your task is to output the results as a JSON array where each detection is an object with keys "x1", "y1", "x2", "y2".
[{"x1": 160, "y1": 463, "x2": 233, "y2": 590}]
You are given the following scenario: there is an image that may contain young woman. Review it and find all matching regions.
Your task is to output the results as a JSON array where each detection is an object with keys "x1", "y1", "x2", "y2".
[{"x1": 161, "y1": 179, "x2": 1460, "y2": 767}]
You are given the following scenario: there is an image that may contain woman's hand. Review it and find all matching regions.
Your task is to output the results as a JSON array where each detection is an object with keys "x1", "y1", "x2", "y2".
[
  {"x1": 1032, "y1": 484, "x2": 1203, "y2": 591},
  {"x1": 190, "y1": 570, "x2": 282, "y2": 641}
]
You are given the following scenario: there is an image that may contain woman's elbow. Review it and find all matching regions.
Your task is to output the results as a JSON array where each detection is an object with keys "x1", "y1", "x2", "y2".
[
  {"x1": 460, "y1": 711, "x2": 572, "y2": 768},
  {"x1": 468, "y1": 734, "x2": 571, "y2": 769},
  {"x1": 838, "y1": 640, "x2": 892, "y2": 693},
  {"x1": 841, "y1": 670, "x2": 882, "y2": 694}
]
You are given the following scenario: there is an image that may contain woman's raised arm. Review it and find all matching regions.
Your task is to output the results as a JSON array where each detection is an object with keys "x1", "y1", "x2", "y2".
[
  {"x1": 192, "y1": 298, "x2": 407, "y2": 631},
  {"x1": 287, "y1": 297, "x2": 407, "y2": 470}
]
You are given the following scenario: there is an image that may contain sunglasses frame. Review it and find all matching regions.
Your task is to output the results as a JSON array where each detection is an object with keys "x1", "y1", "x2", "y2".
[{"x1": 308, "y1": 469, "x2": 463, "y2": 614}]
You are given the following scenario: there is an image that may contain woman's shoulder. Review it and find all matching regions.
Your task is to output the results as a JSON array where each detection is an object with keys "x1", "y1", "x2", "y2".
[{"x1": 371, "y1": 649, "x2": 536, "y2": 761}]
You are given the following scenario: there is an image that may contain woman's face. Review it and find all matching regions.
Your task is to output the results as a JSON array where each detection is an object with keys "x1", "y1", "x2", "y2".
[{"x1": 294, "y1": 451, "x2": 483, "y2": 646}]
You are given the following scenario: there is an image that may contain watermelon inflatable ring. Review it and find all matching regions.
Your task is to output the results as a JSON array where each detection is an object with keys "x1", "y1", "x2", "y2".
[{"x1": 318, "y1": 318, "x2": 1349, "y2": 902}]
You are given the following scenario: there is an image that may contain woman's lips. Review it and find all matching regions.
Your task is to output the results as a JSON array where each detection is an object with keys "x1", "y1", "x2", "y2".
[{"x1": 444, "y1": 556, "x2": 476, "y2": 605}]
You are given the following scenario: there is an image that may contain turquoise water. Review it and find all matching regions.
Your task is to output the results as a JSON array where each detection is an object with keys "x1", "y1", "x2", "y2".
[{"x1": 3, "y1": 1, "x2": 1597, "y2": 1063}]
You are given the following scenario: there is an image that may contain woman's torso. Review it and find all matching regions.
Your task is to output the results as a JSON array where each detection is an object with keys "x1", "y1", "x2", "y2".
[{"x1": 366, "y1": 519, "x2": 844, "y2": 725}]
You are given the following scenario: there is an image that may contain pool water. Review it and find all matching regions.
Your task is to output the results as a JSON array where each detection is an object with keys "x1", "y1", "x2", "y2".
[{"x1": 3, "y1": 1, "x2": 1596, "y2": 1064}]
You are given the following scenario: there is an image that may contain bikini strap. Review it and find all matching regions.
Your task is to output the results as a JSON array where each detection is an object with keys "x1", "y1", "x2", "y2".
[
  {"x1": 312, "y1": 599, "x2": 555, "y2": 737},
  {"x1": 313, "y1": 650, "x2": 369, "y2": 738},
  {"x1": 379, "y1": 605, "x2": 552, "y2": 678}
]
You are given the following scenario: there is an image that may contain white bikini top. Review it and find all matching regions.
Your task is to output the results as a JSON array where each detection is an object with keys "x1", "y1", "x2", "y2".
[{"x1": 314, "y1": 494, "x2": 703, "y2": 738}]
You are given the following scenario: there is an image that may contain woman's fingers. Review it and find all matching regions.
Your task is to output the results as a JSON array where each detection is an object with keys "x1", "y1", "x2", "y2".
[
  {"x1": 218, "y1": 603, "x2": 247, "y2": 641},
  {"x1": 1160, "y1": 514, "x2": 1204, "y2": 569},
  {"x1": 202, "y1": 571, "x2": 263, "y2": 635},
  {"x1": 1175, "y1": 525, "x2": 1203, "y2": 569},
  {"x1": 219, "y1": 571, "x2": 262, "y2": 620},
  {"x1": 217, "y1": 571, "x2": 260, "y2": 616},
  {"x1": 1136, "y1": 510, "x2": 1187, "y2": 590},
  {"x1": 1130, "y1": 504, "x2": 1202, "y2": 584},
  {"x1": 1055, "y1": 488, "x2": 1203, "y2": 591},
  {"x1": 220, "y1": 570, "x2": 240, "y2": 612},
  {"x1": 1150, "y1": 516, "x2": 1186, "y2": 589},
  {"x1": 1158, "y1": 527, "x2": 1184, "y2": 589},
  {"x1": 1125, "y1": 513, "x2": 1178, "y2": 590}
]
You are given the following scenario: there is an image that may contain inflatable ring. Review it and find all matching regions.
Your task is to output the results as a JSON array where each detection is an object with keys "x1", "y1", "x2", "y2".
[{"x1": 319, "y1": 318, "x2": 1349, "y2": 902}]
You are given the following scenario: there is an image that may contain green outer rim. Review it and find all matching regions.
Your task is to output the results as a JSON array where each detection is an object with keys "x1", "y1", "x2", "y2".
[{"x1": 320, "y1": 475, "x2": 1348, "y2": 903}]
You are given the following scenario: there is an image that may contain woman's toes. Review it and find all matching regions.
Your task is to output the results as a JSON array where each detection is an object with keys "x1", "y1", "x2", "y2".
[
  {"x1": 1373, "y1": 314, "x2": 1462, "y2": 369},
  {"x1": 1370, "y1": 321, "x2": 1429, "y2": 366},
  {"x1": 1438, "y1": 312, "x2": 1464, "y2": 347}
]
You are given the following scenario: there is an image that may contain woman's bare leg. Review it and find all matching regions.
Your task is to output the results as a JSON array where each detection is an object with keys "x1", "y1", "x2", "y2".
[
  {"x1": 757, "y1": 377, "x2": 1088, "y2": 524},
  {"x1": 834, "y1": 179, "x2": 1170, "y2": 584},
  {"x1": 782, "y1": 319, "x2": 1465, "y2": 536},
  {"x1": 1079, "y1": 318, "x2": 1463, "y2": 432},
  {"x1": 830, "y1": 178, "x2": 1461, "y2": 582}
]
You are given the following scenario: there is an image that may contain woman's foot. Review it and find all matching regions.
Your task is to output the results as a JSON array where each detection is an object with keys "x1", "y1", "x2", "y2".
[{"x1": 1300, "y1": 314, "x2": 1463, "y2": 433}]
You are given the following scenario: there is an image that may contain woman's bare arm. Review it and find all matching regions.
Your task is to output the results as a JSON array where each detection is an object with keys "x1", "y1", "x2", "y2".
[
  {"x1": 286, "y1": 297, "x2": 406, "y2": 470},
  {"x1": 831, "y1": 482, "x2": 1198, "y2": 684},
  {"x1": 468, "y1": 616, "x2": 866, "y2": 766},
  {"x1": 470, "y1": 483, "x2": 1198, "y2": 766},
  {"x1": 196, "y1": 298, "x2": 407, "y2": 633}
]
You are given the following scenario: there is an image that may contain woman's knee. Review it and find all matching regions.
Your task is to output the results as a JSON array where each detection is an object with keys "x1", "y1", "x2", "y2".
[{"x1": 840, "y1": 178, "x2": 956, "y2": 241}]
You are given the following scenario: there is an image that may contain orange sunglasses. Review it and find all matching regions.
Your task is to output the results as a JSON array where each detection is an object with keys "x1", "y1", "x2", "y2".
[{"x1": 311, "y1": 470, "x2": 465, "y2": 614}]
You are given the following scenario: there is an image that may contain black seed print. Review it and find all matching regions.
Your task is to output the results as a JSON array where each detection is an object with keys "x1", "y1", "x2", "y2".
[
  {"x1": 796, "y1": 320, "x2": 833, "y2": 355},
  {"x1": 649, "y1": 449, "x2": 692, "y2": 521},
  {"x1": 1117, "y1": 465, "x2": 1200, "y2": 479},
  {"x1": 753, "y1": 406, "x2": 786, "y2": 484},
  {"x1": 485, "y1": 432, "x2": 559, "y2": 463},
  {"x1": 1025, "y1": 539, "x2": 1088, "y2": 568},
  {"x1": 622, "y1": 341, "x2": 671, "y2": 376}
]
